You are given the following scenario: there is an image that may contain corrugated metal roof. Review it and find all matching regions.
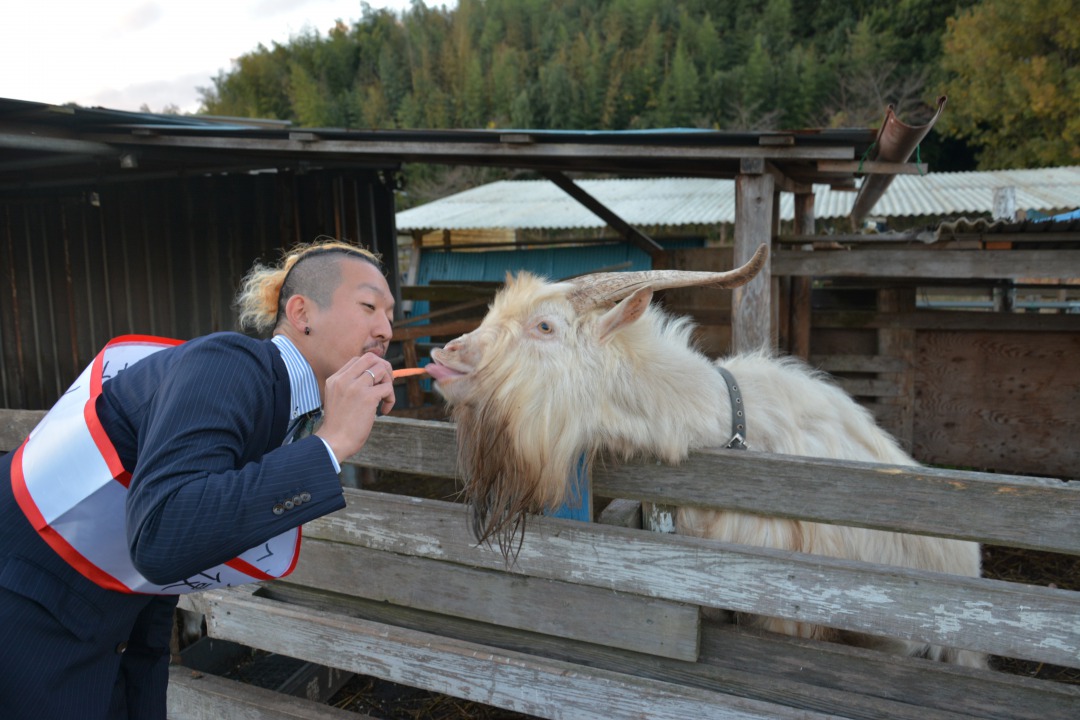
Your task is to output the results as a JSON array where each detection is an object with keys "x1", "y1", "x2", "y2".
[
  {"x1": 396, "y1": 167, "x2": 1080, "y2": 231},
  {"x1": 398, "y1": 177, "x2": 739, "y2": 231}
]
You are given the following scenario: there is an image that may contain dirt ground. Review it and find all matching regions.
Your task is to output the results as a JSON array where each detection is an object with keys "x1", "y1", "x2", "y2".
[{"x1": 327, "y1": 675, "x2": 536, "y2": 719}]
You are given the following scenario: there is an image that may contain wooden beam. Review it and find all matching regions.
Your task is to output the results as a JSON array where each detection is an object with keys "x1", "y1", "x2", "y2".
[
  {"x1": 306, "y1": 490, "x2": 1080, "y2": 666},
  {"x1": 325, "y1": 416, "x2": 1080, "y2": 556},
  {"x1": 3, "y1": 406, "x2": 1080, "y2": 556},
  {"x1": 260, "y1": 583, "x2": 1080, "y2": 720},
  {"x1": 876, "y1": 289, "x2": 917, "y2": 451},
  {"x1": 817, "y1": 160, "x2": 928, "y2": 175},
  {"x1": 541, "y1": 170, "x2": 668, "y2": 266},
  {"x1": 763, "y1": 160, "x2": 808, "y2": 194},
  {"x1": 94, "y1": 131, "x2": 859, "y2": 163},
  {"x1": 201, "y1": 586, "x2": 828, "y2": 720},
  {"x1": 810, "y1": 354, "x2": 908, "y2": 373},
  {"x1": 286, "y1": 539, "x2": 701, "y2": 661},
  {"x1": 391, "y1": 318, "x2": 479, "y2": 341},
  {"x1": 774, "y1": 249, "x2": 1080, "y2": 280},
  {"x1": 167, "y1": 667, "x2": 360, "y2": 720},
  {"x1": 733, "y1": 168, "x2": 775, "y2": 352},
  {"x1": 812, "y1": 309, "x2": 1080, "y2": 333},
  {"x1": 790, "y1": 192, "x2": 814, "y2": 359}
]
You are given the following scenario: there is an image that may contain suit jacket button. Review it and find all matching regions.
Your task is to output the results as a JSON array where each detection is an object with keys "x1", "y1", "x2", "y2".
[
  {"x1": 300, "y1": 492, "x2": 311, "y2": 503},
  {"x1": 273, "y1": 504, "x2": 285, "y2": 515},
  {"x1": 115, "y1": 642, "x2": 128, "y2": 654},
  {"x1": 283, "y1": 500, "x2": 294, "y2": 510},
  {"x1": 292, "y1": 495, "x2": 303, "y2": 506}
]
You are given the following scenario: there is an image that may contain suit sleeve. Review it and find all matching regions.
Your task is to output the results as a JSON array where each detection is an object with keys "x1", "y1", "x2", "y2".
[{"x1": 124, "y1": 336, "x2": 346, "y2": 585}]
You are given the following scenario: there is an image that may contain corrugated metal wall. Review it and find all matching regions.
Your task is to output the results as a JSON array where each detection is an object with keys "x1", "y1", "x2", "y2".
[{"x1": 0, "y1": 169, "x2": 398, "y2": 410}]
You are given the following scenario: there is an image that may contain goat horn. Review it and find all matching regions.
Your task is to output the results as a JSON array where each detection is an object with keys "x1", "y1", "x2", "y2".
[{"x1": 566, "y1": 243, "x2": 769, "y2": 312}]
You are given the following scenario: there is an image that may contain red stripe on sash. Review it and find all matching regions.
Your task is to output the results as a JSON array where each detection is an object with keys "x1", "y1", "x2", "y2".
[
  {"x1": 224, "y1": 528, "x2": 302, "y2": 580},
  {"x1": 86, "y1": 335, "x2": 184, "y2": 489},
  {"x1": 11, "y1": 441, "x2": 133, "y2": 593}
]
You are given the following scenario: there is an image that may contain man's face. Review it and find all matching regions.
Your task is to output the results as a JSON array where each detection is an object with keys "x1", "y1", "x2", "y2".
[{"x1": 308, "y1": 258, "x2": 394, "y2": 381}]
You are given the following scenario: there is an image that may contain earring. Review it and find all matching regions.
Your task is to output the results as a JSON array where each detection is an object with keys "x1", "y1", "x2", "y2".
[{"x1": 304, "y1": 326, "x2": 311, "y2": 335}]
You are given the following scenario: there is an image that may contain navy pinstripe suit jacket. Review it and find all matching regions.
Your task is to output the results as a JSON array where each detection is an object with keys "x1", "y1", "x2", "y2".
[{"x1": 0, "y1": 332, "x2": 346, "y2": 719}]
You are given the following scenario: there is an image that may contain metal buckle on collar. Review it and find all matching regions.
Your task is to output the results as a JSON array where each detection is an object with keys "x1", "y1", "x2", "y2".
[{"x1": 726, "y1": 432, "x2": 748, "y2": 450}]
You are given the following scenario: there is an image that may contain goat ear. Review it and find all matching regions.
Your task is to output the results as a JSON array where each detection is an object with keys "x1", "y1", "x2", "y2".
[{"x1": 596, "y1": 286, "x2": 652, "y2": 342}]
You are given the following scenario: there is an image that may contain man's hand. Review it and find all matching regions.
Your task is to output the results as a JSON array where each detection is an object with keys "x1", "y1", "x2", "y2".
[{"x1": 315, "y1": 353, "x2": 395, "y2": 461}]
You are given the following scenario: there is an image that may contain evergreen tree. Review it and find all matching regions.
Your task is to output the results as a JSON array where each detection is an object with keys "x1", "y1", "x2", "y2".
[
  {"x1": 938, "y1": 0, "x2": 1080, "y2": 168},
  {"x1": 196, "y1": 0, "x2": 991, "y2": 170}
]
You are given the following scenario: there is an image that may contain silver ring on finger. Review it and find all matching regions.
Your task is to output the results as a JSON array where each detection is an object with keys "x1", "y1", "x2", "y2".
[{"x1": 364, "y1": 368, "x2": 377, "y2": 384}]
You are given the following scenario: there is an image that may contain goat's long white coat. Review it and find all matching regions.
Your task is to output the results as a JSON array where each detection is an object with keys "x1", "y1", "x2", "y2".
[{"x1": 430, "y1": 271, "x2": 985, "y2": 667}]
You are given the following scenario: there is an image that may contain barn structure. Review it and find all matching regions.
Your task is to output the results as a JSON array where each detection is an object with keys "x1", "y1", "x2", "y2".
[
  {"x1": 391, "y1": 167, "x2": 1080, "y2": 477},
  {"x1": 2, "y1": 96, "x2": 1079, "y2": 718},
  {"x1": 0, "y1": 94, "x2": 925, "y2": 410}
]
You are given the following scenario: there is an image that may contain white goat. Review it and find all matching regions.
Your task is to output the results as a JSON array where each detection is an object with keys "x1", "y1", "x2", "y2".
[{"x1": 425, "y1": 245, "x2": 985, "y2": 667}]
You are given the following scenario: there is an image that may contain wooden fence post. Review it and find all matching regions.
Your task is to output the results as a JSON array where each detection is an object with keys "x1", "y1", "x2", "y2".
[
  {"x1": 791, "y1": 191, "x2": 815, "y2": 360},
  {"x1": 733, "y1": 160, "x2": 775, "y2": 353}
]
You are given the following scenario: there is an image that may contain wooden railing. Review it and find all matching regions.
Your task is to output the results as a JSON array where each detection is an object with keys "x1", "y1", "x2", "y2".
[{"x1": 2, "y1": 410, "x2": 1077, "y2": 719}]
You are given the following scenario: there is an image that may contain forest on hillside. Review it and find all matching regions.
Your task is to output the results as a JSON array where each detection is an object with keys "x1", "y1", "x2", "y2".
[{"x1": 196, "y1": 0, "x2": 1079, "y2": 197}]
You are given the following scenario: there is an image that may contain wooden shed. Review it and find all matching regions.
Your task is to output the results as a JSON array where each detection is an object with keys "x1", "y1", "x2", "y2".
[
  {"x1": 1, "y1": 95, "x2": 923, "y2": 411},
  {"x1": 3, "y1": 96, "x2": 1079, "y2": 718}
]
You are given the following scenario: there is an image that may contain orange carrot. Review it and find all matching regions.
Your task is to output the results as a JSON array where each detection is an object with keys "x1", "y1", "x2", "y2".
[{"x1": 392, "y1": 367, "x2": 429, "y2": 379}]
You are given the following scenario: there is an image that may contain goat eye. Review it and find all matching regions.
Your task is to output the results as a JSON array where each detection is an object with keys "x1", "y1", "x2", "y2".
[{"x1": 537, "y1": 321, "x2": 553, "y2": 334}]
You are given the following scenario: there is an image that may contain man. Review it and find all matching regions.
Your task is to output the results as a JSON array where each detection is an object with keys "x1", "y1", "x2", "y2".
[{"x1": 0, "y1": 240, "x2": 396, "y2": 719}]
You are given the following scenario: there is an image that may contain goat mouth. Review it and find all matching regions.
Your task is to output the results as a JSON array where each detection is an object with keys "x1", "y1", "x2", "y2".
[{"x1": 425, "y1": 361, "x2": 469, "y2": 384}]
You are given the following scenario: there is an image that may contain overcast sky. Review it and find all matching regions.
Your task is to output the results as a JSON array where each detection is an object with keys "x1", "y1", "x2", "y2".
[{"x1": 1, "y1": 1, "x2": 451, "y2": 114}]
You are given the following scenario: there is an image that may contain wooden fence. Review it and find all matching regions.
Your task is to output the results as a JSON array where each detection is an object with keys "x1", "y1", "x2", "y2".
[{"x1": 2, "y1": 408, "x2": 1079, "y2": 720}]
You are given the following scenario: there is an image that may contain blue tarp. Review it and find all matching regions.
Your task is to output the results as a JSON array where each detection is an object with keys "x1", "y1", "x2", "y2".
[{"x1": 1035, "y1": 208, "x2": 1080, "y2": 222}]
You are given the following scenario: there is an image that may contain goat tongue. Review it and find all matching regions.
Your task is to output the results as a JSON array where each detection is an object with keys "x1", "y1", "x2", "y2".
[{"x1": 424, "y1": 363, "x2": 468, "y2": 383}]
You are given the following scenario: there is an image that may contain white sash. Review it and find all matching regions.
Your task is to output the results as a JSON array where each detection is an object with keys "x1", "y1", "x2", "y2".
[{"x1": 11, "y1": 335, "x2": 301, "y2": 595}]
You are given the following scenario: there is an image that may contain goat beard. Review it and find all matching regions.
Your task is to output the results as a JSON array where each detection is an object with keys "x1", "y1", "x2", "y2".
[{"x1": 451, "y1": 393, "x2": 589, "y2": 561}]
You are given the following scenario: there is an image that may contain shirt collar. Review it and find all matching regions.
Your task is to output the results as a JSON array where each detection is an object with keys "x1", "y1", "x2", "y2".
[{"x1": 271, "y1": 335, "x2": 321, "y2": 421}]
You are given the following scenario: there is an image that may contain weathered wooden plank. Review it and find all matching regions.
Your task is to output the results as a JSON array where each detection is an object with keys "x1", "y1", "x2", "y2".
[
  {"x1": 876, "y1": 288, "x2": 918, "y2": 451},
  {"x1": 913, "y1": 330, "x2": 1080, "y2": 478},
  {"x1": 810, "y1": 354, "x2": 907, "y2": 373},
  {"x1": 400, "y1": 284, "x2": 496, "y2": 302},
  {"x1": 790, "y1": 275, "x2": 813, "y2": 360},
  {"x1": 352, "y1": 417, "x2": 1080, "y2": 556},
  {"x1": 732, "y1": 172, "x2": 774, "y2": 352},
  {"x1": 816, "y1": 160, "x2": 928, "y2": 175},
  {"x1": 167, "y1": 666, "x2": 365, "y2": 720},
  {"x1": 201, "y1": 587, "x2": 831, "y2": 720},
  {"x1": 286, "y1": 538, "x2": 700, "y2": 661},
  {"x1": 597, "y1": 498, "x2": 643, "y2": 528},
  {"x1": 3, "y1": 410, "x2": 1078, "y2": 555},
  {"x1": 390, "y1": 318, "x2": 479, "y2": 341},
  {"x1": 307, "y1": 490, "x2": 1080, "y2": 667},
  {"x1": 591, "y1": 448, "x2": 1080, "y2": 554},
  {"x1": 350, "y1": 416, "x2": 459, "y2": 477},
  {"x1": 700, "y1": 624, "x2": 1080, "y2": 720},
  {"x1": 262, "y1": 582, "x2": 1078, "y2": 720},
  {"x1": 777, "y1": 232, "x2": 1080, "y2": 245},
  {"x1": 812, "y1": 310, "x2": 1080, "y2": 333},
  {"x1": 861, "y1": 401, "x2": 903, "y2": 429},
  {"x1": 94, "y1": 131, "x2": 858, "y2": 163},
  {"x1": 774, "y1": 249, "x2": 1080, "y2": 280},
  {"x1": 831, "y1": 377, "x2": 901, "y2": 397}
]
